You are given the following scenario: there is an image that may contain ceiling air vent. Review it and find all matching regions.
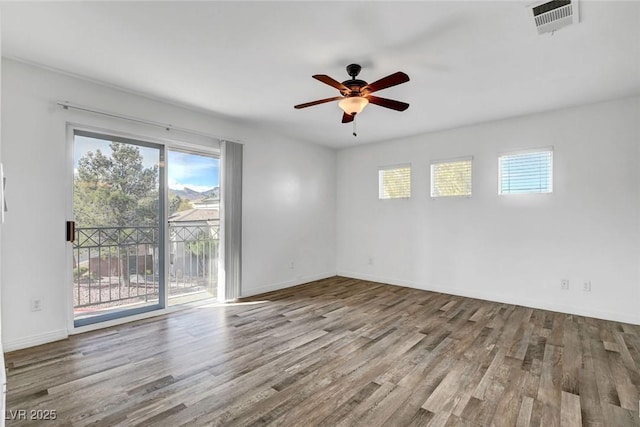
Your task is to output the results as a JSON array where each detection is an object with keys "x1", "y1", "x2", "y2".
[{"x1": 529, "y1": 0, "x2": 579, "y2": 35}]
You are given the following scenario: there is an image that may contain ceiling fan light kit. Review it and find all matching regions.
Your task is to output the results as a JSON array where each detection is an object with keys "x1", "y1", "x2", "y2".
[
  {"x1": 338, "y1": 96, "x2": 369, "y2": 115},
  {"x1": 295, "y1": 63, "x2": 410, "y2": 134}
]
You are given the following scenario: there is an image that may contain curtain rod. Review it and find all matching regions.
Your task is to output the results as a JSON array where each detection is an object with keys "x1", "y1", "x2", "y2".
[{"x1": 57, "y1": 100, "x2": 241, "y2": 143}]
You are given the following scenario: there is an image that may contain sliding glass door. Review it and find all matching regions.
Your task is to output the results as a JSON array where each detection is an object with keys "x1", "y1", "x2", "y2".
[
  {"x1": 71, "y1": 130, "x2": 220, "y2": 326},
  {"x1": 72, "y1": 130, "x2": 165, "y2": 326}
]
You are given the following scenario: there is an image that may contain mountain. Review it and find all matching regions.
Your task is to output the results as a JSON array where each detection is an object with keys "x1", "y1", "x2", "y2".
[
  {"x1": 201, "y1": 187, "x2": 220, "y2": 199},
  {"x1": 170, "y1": 186, "x2": 219, "y2": 201}
]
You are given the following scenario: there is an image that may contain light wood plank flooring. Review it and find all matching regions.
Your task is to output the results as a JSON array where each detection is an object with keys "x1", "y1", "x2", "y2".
[{"x1": 5, "y1": 277, "x2": 640, "y2": 426}]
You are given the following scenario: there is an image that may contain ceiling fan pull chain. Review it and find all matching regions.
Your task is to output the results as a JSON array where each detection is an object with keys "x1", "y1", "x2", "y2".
[{"x1": 353, "y1": 115, "x2": 357, "y2": 137}]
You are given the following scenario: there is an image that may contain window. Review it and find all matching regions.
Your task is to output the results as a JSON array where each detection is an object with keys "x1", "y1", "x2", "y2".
[
  {"x1": 499, "y1": 149, "x2": 553, "y2": 195},
  {"x1": 431, "y1": 157, "x2": 472, "y2": 198},
  {"x1": 379, "y1": 164, "x2": 411, "y2": 199}
]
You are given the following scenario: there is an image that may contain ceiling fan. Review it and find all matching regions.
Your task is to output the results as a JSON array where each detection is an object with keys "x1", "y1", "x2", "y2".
[{"x1": 294, "y1": 64, "x2": 410, "y2": 124}]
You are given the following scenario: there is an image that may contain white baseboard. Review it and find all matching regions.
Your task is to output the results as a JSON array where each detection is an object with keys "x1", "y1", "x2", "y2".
[
  {"x1": 337, "y1": 271, "x2": 640, "y2": 326},
  {"x1": 240, "y1": 272, "x2": 337, "y2": 298},
  {"x1": 3, "y1": 329, "x2": 69, "y2": 352},
  {"x1": 6, "y1": 272, "x2": 634, "y2": 352}
]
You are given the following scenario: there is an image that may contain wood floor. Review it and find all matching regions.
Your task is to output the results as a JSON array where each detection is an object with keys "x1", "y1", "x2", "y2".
[{"x1": 5, "y1": 277, "x2": 640, "y2": 426}]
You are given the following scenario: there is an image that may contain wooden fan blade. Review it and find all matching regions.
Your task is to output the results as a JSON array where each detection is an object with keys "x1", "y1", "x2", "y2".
[
  {"x1": 342, "y1": 112, "x2": 354, "y2": 123},
  {"x1": 366, "y1": 95, "x2": 409, "y2": 111},
  {"x1": 294, "y1": 96, "x2": 343, "y2": 109},
  {"x1": 362, "y1": 72, "x2": 410, "y2": 94},
  {"x1": 313, "y1": 75, "x2": 349, "y2": 92}
]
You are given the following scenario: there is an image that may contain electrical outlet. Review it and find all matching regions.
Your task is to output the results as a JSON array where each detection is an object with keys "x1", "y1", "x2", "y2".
[
  {"x1": 30, "y1": 298, "x2": 42, "y2": 312},
  {"x1": 561, "y1": 279, "x2": 569, "y2": 290},
  {"x1": 583, "y1": 280, "x2": 591, "y2": 292}
]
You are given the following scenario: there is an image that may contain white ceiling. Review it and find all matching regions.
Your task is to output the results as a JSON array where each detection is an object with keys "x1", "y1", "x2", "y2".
[{"x1": 1, "y1": 1, "x2": 639, "y2": 148}]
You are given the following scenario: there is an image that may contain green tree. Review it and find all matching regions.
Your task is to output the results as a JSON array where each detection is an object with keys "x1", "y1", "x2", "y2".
[
  {"x1": 168, "y1": 192, "x2": 194, "y2": 216},
  {"x1": 185, "y1": 228, "x2": 218, "y2": 279},
  {"x1": 74, "y1": 142, "x2": 158, "y2": 227},
  {"x1": 178, "y1": 198, "x2": 193, "y2": 212},
  {"x1": 168, "y1": 192, "x2": 182, "y2": 216}
]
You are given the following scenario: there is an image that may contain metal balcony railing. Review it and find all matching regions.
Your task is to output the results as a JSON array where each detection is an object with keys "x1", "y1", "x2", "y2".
[{"x1": 73, "y1": 222, "x2": 219, "y2": 315}]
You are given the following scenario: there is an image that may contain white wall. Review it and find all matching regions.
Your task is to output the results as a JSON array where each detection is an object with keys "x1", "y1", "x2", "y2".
[
  {"x1": 337, "y1": 96, "x2": 640, "y2": 325},
  {"x1": 1, "y1": 59, "x2": 336, "y2": 350},
  {"x1": 0, "y1": 16, "x2": 6, "y2": 427},
  {"x1": 240, "y1": 128, "x2": 337, "y2": 295},
  {"x1": 3, "y1": 57, "x2": 637, "y2": 353}
]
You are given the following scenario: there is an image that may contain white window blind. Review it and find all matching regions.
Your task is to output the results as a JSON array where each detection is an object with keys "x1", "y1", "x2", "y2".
[
  {"x1": 499, "y1": 149, "x2": 553, "y2": 195},
  {"x1": 378, "y1": 165, "x2": 411, "y2": 199},
  {"x1": 431, "y1": 158, "x2": 472, "y2": 198}
]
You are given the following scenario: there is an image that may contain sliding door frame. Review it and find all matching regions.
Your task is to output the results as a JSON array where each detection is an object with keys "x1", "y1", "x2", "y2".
[{"x1": 66, "y1": 123, "x2": 221, "y2": 334}]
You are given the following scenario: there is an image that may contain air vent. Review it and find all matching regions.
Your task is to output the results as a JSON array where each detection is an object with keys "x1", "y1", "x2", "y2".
[{"x1": 529, "y1": 0, "x2": 579, "y2": 35}]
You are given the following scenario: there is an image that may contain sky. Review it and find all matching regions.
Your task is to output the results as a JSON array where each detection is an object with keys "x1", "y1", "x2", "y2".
[
  {"x1": 74, "y1": 135, "x2": 220, "y2": 192},
  {"x1": 167, "y1": 150, "x2": 219, "y2": 192}
]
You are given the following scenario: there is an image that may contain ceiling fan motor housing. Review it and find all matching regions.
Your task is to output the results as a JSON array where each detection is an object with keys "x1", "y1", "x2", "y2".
[
  {"x1": 340, "y1": 79, "x2": 367, "y2": 96},
  {"x1": 342, "y1": 64, "x2": 368, "y2": 95}
]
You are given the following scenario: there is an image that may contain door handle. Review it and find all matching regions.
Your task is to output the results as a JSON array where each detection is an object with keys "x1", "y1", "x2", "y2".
[{"x1": 66, "y1": 221, "x2": 75, "y2": 243}]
